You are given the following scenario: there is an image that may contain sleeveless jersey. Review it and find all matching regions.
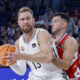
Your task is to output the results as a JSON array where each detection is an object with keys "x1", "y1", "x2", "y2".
[
  {"x1": 56, "y1": 33, "x2": 80, "y2": 79},
  {"x1": 19, "y1": 28, "x2": 66, "y2": 78}
]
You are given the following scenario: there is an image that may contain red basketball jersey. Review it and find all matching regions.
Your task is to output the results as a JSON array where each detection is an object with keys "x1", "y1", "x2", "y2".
[{"x1": 57, "y1": 33, "x2": 80, "y2": 79}]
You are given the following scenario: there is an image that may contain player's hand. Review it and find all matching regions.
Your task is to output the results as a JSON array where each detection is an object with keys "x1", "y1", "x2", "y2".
[
  {"x1": 13, "y1": 47, "x2": 22, "y2": 60},
  {"x1": 3, "y1": 47, "x2": 22, "y2": 61},
  {"x1": 1, "y1": 52, "x2": 16, "y2": 66}
]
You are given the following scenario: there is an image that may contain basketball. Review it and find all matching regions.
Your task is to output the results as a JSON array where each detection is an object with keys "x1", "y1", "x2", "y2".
[{"x1": 0, "y1": 44, "x2": 16, "y2": 66}]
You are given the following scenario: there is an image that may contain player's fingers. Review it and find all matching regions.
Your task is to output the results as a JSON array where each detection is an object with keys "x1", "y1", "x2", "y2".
[
  {"x1": 1, "y1": 52, "x2": 14, "y2": 57},
  {"x1": 5, "y1": 52, "x2": 14, "y2": 56},
  {"x1": 4, "y1": 58, "x2": 13, "y2": 61},
  {"x1": 1, "y1": 55, "x2": 14, "y2": 60},
  {"x1": 8, "y1": 60, "x2": 16, "y2": 66}
]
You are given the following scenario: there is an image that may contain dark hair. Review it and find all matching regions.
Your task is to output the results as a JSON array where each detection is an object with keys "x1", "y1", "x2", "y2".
[{"x1": 54, "y1": 12, "x2": 70, "y2": 23}]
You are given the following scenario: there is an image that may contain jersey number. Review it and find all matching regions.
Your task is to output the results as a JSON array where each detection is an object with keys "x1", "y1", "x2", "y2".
[{"x1": 32, "y1": 62, "x2": 41, "y2": 69}]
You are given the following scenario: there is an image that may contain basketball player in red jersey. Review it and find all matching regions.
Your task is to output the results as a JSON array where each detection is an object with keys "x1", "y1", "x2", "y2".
[{"x1": 51, "y1": 12, "x2": 80, "y2": 80}]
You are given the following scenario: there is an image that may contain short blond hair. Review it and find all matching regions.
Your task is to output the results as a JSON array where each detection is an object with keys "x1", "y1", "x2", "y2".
[{"x1": 18, "y1": 7, "x2": 33, "y2": 17}]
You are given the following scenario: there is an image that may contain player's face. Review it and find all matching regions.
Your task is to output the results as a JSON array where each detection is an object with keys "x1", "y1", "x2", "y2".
[
  {"x1": 51, "y1": 16, "x2": 63, "y2": 34},
  {"x1": 17, "y1": 11, "x2": 34, "y2": 33}
]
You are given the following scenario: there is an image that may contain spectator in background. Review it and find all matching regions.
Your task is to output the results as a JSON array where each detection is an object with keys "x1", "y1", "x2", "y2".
[
  {"x1": 45, "y1": 15, "x2": 52, "y2": 33},
  {"x1": 64, "y1": 11, "x2": 78, "y2": 37},
  {"x1": 10, "y1": 12, "x2": 17, "y2": 23},
  {"x1": 7, "y1": 0, "x2": 16, "y2": 12},
  {"x1": 35, "y1": 15, "x2": 46, "y2": 29},
  {"x1": 72, "y1": 16, "x2": 79, "y2": 25},
  {"x1": 46, "y1": 7, "x2": 54, "y2": 18},
  {"x1": 45, "y1": 15, "x2": 51, "y2": 27},
  {"x1": 66, "y1": 16, "x2": 78, "y2": 37},
  {"x1": 73, "y1": 9, "x2": 80, "y2": 19},
  {"x1": 0, "y1": 1, "x2": 6, "y2": 15},
  {"x1": 0, "y1": 26, "x2": 7, "y2": 36},
  {"x1": 77, "y1": 20, "x2": 80, "y2": 38},
  {"x1": 35, "y1": 15, "x2": 45, "y2": 25},
  {"x1": 3, "y1": 39, "x2": 7, "y2": 44},
  {"x1": 0, "y1": 35, "x2": 8, "y2": 45},
  {"x1": 13, "y1": 28, "x2": 22, "y2": 41},
  {"x1": 0, "y1": 26, "x2": 7, "y2": 44},
  {"x1": 7, "y1": 23, "x2": 18, "y2": 39},
  {"x1": 8, "y1": 39, "x2": 14, "y2": 44},
  {"x1": 35, "y1": 22, "x2": 41, "y2": 28},
  {"x1": 42, "y1": 7, "x2": 54, "y2": 22},
  {"x1": 60, "y1": 6, "x2": 68, "y2": 13}
]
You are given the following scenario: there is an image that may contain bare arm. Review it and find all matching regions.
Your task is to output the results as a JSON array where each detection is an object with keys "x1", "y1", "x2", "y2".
[
  {"x1": 14, "y1": 30, "x2": 54, "y2": 64},
  {"x1": 10, "y1": 39, "x2": 27, "y2": 76},
  {"x1": 52, "y1": 36, "x2": 78, "y2": 70}
]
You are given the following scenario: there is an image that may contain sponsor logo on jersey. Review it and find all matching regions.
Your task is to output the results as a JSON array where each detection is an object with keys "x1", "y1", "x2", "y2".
[
  {"x1": 32, "y1": 43, "x2": 36, "y2": 48},
  {"x1": 21, "y1": 46, "x2": 25, "y2": 51},
  {"x1": 57, "y1": 44, "x2": 60, "y2": 48}
]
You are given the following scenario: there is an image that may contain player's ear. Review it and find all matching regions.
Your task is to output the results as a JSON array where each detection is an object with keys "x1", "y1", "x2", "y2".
[{"x1": 63, "y1": 21, "x2": 68, "y2": 28}]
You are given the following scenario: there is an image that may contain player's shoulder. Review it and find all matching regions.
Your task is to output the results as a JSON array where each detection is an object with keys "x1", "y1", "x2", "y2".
[
  {"x1": 37, "y1": 28, "x2": 51, "y2": 43},
  {"x1": 67, "y1": 36, "x2": 77, "y2": 44},
  {"x1": 37, "y1": 28, "x2": 48, "y2": 32},
  {"x1": 65, "y1": 35, "x2": 78, "y2": 49},
  {"x1": 37, "y1": 28, "x2": 51, "y2": 37}
]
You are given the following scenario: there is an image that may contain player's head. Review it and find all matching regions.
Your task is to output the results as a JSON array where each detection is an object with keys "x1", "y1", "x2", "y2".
[
  {"x1": 17, "y1": 7, "x2": 35, "y2": 33},
  {"x1": 51, "y1": 12, "x2": 69, "y2": 34}
]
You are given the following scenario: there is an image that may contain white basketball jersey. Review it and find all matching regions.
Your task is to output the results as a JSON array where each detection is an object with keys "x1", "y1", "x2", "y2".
[{"x1": 19, "y1": 28, "x2": 66, "y2": 78}]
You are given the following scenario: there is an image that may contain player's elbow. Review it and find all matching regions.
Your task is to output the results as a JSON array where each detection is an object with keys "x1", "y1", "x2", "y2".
[
  {"x1": 41, "y1": 50, "x2": 53, "y2": 64},
  {"x1": 63, "y1": 62, "x2": 70, "y2": 70},
  {"x1": 46, "y1": 53, "x2": 53, "y2": 64},
  {"x1": 63, "y1": 66, "x2": 69, "y2": 70},
  {"x1": 47, "y1": 57, "x2": 53, "y2": 64}
]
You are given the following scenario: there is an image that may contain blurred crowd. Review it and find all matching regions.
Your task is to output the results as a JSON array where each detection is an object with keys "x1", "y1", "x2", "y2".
[{"x1": 0, "y1": 0, "x2": 80, "y2": 54}]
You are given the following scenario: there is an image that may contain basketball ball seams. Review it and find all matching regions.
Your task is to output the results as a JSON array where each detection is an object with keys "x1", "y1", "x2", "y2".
[
  {"x1": 0, "y1": 44, "x2": 16, "y2": 66},
  {"x1": 0, "y1": 45, "x2": 9, "y2": 65},
  {"x1": 8, "y1": 45, "x2": 16, "y2": 66},
  {"x1": 0, "y1": 46, "x2": 7, "y2": 52},
  {"x1": 4, "y1": 44, "x2": 10, "y2": 65},
  {"x1": 9, "y1": 45, "x2": 15, "y2": 52}
]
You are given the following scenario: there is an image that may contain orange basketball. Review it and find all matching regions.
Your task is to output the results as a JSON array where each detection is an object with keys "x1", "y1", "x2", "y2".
[{"x1": 0, "y1": 44, "x2": 16, "y2": 66}]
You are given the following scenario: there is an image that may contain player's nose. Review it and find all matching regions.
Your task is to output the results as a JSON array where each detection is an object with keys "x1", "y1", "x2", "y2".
[
  {"x1": 24, "y1": 19, "x2": 28, "y2": 24},
  {"x1": 51, "y1": 22, "x2": 54, "y2": 27}
]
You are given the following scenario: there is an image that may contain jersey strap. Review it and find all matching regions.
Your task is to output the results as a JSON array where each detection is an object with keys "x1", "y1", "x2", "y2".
[{"x1": 58, "y1": 33, "x2": 69, "y2": 46}]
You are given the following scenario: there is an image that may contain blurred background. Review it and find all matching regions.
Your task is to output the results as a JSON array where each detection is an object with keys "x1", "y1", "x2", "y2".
[{"x1": 0, "y1": 0, "x2": 80, "y2": 80}]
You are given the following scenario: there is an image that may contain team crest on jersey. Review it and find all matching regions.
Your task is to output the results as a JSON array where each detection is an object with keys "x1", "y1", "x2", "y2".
[
  {"x1": 57, "y1": 44, "x2": 60, "y2": 48},
  {"x1": 32, "y1": 43, "x2": 36, "y2": 48},
  {"x1": 21, "y1": 46, "x2": 25, "y2": 51}
]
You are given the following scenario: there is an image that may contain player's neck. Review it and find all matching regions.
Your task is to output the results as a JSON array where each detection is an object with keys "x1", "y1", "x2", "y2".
[
  {"x1": 53, "y1": 30, "x2": 66, "y2": 43},
  {"x1": 23, "y1": 28, "x2": 36, "y2": 42}
]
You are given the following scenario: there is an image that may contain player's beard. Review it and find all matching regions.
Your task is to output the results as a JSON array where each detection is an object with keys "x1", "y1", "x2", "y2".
[
  {"x1": 20, "y1": 26, "x2": 33, "y2": 33},
  {"x1": 52, "y1": 27, "x2": 62, "y2": 35}
]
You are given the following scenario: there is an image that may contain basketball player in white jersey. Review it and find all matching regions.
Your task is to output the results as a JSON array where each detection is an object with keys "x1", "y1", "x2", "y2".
[
  {"x1": 5, "y1": 7, "x2": 69, "y2": 80},
  {"x1": 51, "y1": 12, "x2": 80, "y2": 80}
]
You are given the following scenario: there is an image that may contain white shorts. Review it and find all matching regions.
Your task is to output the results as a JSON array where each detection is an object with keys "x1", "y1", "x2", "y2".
[{"x1": 27, "y1": 72, "x2": 69, "y2": 80}]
